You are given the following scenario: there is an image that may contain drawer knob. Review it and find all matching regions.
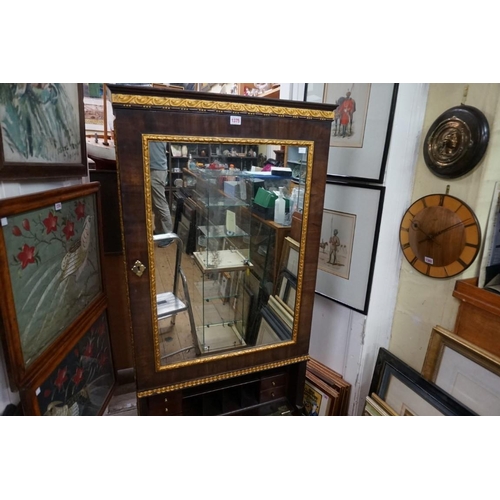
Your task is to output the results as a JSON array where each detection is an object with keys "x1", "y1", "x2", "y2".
[
  {"x1": 164, "y1": 397, "x2": 168, "y2": 402},
  {"x1": 271, "y1": 392, "x2": 275, "y2": 398},
  {"x1": 165, "y1": 408, "x2": 169, "y2": 412},
  {"x1": 272, "y1": 381, "x2": 276, "y2": 386}
]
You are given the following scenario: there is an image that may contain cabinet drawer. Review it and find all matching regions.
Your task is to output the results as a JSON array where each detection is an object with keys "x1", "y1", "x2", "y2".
[
  {"x1": 146, "y1": 392, "x2": 183, "y2": 415},
  {"x1": 261, "y1": 372, "x2": 286, "y2": 391},
  {"x1": 259, "y1": 385, "x2": 286, "y2": 403}
]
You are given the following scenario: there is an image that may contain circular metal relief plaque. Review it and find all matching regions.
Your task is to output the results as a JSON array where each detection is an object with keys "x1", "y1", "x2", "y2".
[{"x1": 423, "y1": 105, "x2": 489, "y2": 179}]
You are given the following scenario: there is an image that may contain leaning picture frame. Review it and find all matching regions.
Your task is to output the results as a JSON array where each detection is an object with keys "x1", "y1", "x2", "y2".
[
  {"x1": 316, "y1": 180, "x2": 385, "y2": 314},
  {"x1": 304, "y1": 83, "x2": 398, "y2": 183},
  {"x1": 369, "y1": 348, "x2": 476, "y2": 416},
  {"x1": 19, "y1": 298, "x2": 116, "y2": 416},
  {"x1": 0, "y1": 182, "x2": 105, "y2": 389},
  {"x1": 0, "y1": 83, "x2": 87, "y2": 179},
  {"x1": 278, "y1": 236, "x2": 300, "y2": 279},
  {"x1": 421, "y1": 325, "x2": 500, "y2": 415}
]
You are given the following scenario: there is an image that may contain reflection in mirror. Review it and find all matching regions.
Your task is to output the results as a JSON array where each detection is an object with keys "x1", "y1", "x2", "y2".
[{"x1": 144, "y1": 138, "x2": 309, "y2": 367}]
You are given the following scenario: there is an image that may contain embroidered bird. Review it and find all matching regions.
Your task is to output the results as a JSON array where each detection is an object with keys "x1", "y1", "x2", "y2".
[{"x1": 60, "y1": 215, "x2": 93, "y2": 281}]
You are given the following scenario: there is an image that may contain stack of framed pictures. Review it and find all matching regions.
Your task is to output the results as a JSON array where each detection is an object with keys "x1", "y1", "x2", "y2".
[
  {"x1": 302, "y1": 357, "x2": 351, "y2": 416},
  {"x1": 0, "y1": 183, "x2": 116, "y2": 415}
]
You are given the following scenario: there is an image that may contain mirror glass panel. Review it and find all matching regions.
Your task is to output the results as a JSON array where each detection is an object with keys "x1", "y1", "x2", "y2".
[{"x1": 145, "y1": 138, "x2": 309, "y2": 367}]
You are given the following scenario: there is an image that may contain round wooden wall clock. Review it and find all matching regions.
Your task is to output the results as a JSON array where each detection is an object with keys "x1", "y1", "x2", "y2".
[
  {"x1": 423, "y1": 105, "x2": 489, "y2": 179},
  {"x1": 399, "y1": 194, "x2": 481, "y2": 278}
]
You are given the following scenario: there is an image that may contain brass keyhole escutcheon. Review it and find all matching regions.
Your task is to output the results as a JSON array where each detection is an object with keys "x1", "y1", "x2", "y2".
[{"x1": 131, "y1": 260, "x2": 146, "y2": 277}]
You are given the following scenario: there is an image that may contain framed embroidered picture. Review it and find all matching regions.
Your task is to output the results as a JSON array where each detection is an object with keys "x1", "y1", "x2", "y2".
[
  {"x1": 20, "y1": 301, "x2": 116, "y2": 416},
  {"x1": 0, "y1": 83, "x2": 87, "y2": 179},
  {"x1": 0, "y1": 182, "x2": 105, "y2": 388}
]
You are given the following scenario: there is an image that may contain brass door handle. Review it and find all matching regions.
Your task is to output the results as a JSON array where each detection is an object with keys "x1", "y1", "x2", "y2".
[{"x1": 131, "y1": 260, "x2": 146, "y2": 277}]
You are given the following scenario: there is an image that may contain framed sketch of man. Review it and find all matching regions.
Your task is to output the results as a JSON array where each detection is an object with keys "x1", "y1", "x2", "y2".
[
  {"x1": 0, "y1": 83, "x2": 87, "y2": 179},
  {"x1": 318, "y1": 209, "x2": 356, "y2": 280},
  {"x1": 316, "y1": 180, "x2": 385, "y2": 315}
]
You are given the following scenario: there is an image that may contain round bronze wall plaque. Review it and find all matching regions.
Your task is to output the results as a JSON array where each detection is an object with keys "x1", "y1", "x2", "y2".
[{"x1": 423, "y1": 105, "x2": 489, "y2": 179}]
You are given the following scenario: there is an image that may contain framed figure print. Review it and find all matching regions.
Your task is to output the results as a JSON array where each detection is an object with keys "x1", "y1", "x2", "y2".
[
  {"x1": 316, "y1": 181, "x2": 385, "y2": 314},
  {"x1": 0, "y1": 182, "x2": 105, "y2": 388},
  {"x1": 20, "y1": 300, "x2": 116, "y2": 416},
  {"x1": 324, "y1": 83, "x2": 371, "y2": 148},
  {"x1": 305, "y1": 83, "x2": 398, "y2": 183},
  {"x1": 318, "y1": 209, "x2": 356, "y2": 280},
  {"x1": 0, "y1": 83, "x2": 87, "y2": 179}
]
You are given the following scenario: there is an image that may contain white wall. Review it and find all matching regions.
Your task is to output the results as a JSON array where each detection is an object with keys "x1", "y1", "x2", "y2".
[{"x1": 389, "y1": 84, "x2": 500, "y2": 372}]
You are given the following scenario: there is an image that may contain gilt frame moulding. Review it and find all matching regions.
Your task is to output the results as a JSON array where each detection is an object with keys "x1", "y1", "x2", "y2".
[
  {"x1": 0, "y1": 83, "x2": 87, "y2": 179},
  {"x1": 0, "y1": 182, "x2": 106, "y2": 389},
  {"x1": 304, "y1": 83, "x2": 398, "y2": 183}
]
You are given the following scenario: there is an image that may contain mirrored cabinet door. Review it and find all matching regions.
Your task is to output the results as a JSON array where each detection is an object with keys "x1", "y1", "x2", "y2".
[{"x1": 109, "y1": 85, "x2": 334, "y2": 402}]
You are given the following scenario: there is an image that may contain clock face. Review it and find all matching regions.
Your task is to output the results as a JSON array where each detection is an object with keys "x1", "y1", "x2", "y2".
[{"x1": 399, "y1": 194, "x2": 481, "y2": 278}]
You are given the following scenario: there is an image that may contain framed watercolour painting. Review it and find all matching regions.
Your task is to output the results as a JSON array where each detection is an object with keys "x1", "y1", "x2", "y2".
[
  {"x1": 324, "y1": 83, "x2": 371, "y2": 148},
  {"x1": 369, "y1": 348, "x2": 476, "y2": 416},
  {"x1": 0, "y1": 83, "x2": 87, "y2": 179},
  {"x1": 305, "y1": 83, "x2": 398, "y2": 183},
  {"x1": 316, "y1": 181, "x2": 385, "y2": 314},
  {"x1": 20, "y1": 300, "x2": 116, "y2": 416},
  {"x1": 0, "y1": 182, "x2": 105, "y2": 388}
]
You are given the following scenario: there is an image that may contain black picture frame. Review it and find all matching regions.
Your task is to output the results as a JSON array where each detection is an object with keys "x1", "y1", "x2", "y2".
[
  {"x1": 315, "y1": 180, "x2": 385, "y2": 315},
  {"x1": 369, "y1": 348, "x2": 476, "y2": 416},
  {"x1": 304, "y1": 83, "x2": 398, "y2": 184}
]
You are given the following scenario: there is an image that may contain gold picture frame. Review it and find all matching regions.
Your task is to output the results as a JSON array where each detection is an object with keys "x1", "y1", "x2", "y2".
[{"x1": 422, "y1": 325, "x2": 500, "y2": 415}]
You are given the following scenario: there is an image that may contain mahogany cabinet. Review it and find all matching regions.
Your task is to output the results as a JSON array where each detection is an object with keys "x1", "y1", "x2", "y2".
[{"x1": 109, "y1": 85, "x2": 334, "y2": 415}]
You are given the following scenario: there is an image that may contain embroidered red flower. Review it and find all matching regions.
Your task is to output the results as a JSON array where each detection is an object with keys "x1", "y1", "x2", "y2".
[
  {"x1": 12, "y1": 226, "x2": 22, "y2": 236},
  {"x1": 75, "y1": 202, "x2": 85, "y2": 220},
  {"x1": 43, "y1": 389, "x2": 51, "y2": 398},
  {"x1": 43, "y1": 212, "x2": 58, "y2": 234},
  {"x1": 54, "y1": 367, "x2": 68, "y2": 391},
  {"x1": 17, "y1": 244, "x2": 36, "y2": 269},
  {"x1": 22, "y1": 219, "x2": 30, "y2": 231},
  {"x1": 83, "y1": 339, "x2": 93, "y2": 357},
  {"x1": 72, "y1": 367, "x2": 84, "y2": 386},
  {"x1": 62, "y1": 220, "x2": 75, "y2": 240}
]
